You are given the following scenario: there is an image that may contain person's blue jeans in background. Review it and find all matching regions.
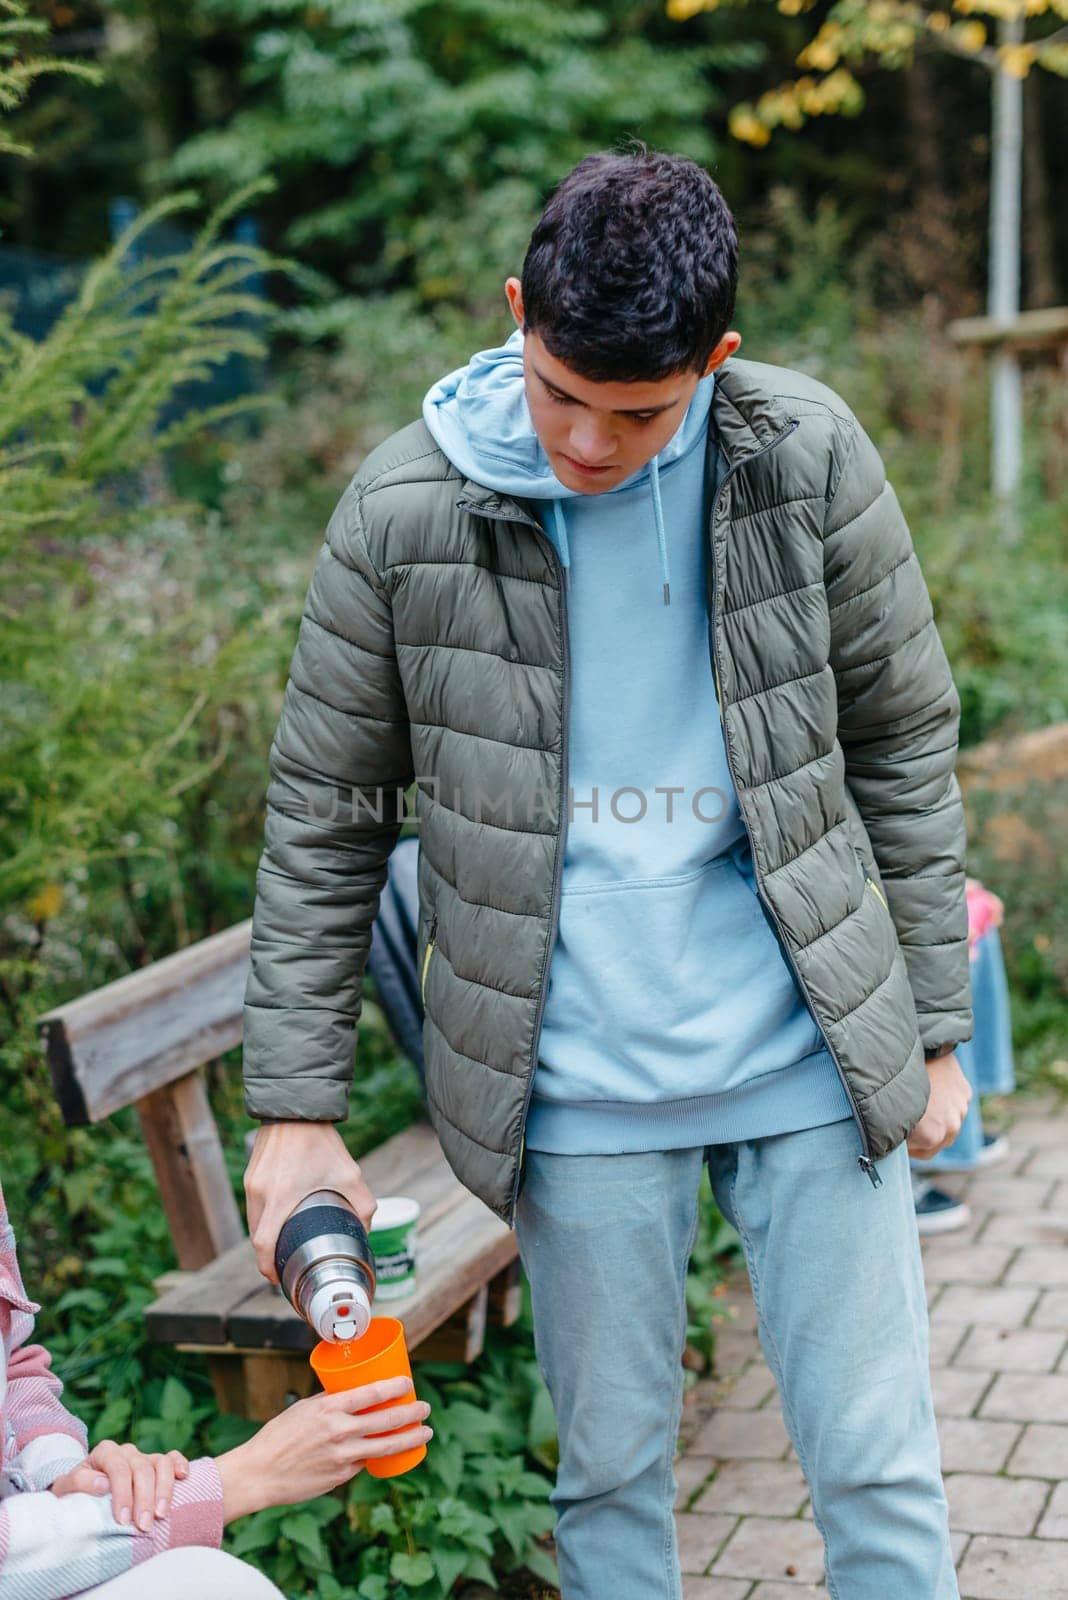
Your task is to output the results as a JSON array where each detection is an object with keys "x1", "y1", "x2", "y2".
[
  {"x1": 516, "y1": 1119, "x2": 958, "y2": 1600},
  {"x1": 913, "y1": 925, "x2": 1016, "y2": 1172}
]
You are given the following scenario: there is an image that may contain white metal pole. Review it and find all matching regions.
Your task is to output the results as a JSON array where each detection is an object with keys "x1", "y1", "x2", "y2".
[{"x1": 988, "y1": 8, "x2": 1025, "y2": 528}]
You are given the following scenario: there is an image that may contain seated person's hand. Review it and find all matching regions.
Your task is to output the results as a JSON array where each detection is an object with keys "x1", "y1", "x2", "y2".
[
  {"x1": 51, "y1": 1441, "x2": 190, "y2": 1531},
  {"x1": 215, "y1": 1376, "x2": 432, "y2": 1523}
]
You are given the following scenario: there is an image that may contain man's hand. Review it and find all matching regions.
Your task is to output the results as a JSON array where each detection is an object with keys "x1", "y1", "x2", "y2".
[
  {"x1": 51, "y1": 1443, "x2": 189, "y2": 1530},
  {"x1": 244, "y1": 1121, "x2": 377, "y2": 1283},
  {"x1": 907, "y1": 1054, "x2": 973, "y2": 1161}
]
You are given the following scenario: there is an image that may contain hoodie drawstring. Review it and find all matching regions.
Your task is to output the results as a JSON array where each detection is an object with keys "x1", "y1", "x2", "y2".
[
  {"x1": 549, "y1": 450, "x2": 671, "y2": 606},
  {"x1": 649, "y1": 453, "x2": 670, "y2": 606},
  {"x1": 549, "y1": 500, "x2": 571, "y2": 590}
]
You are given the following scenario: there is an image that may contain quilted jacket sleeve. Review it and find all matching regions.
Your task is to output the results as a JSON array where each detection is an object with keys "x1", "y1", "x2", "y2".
[
  {"x1": 243, "y1": 483, "x2": 415, "y2": 1122},
  {"x1": 823, "y1": 415, "x2": 973, "y2": 1052}
]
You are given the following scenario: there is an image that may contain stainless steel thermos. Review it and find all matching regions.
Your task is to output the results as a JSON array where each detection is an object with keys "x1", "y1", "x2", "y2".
[{"x1": 275, "y1": 1189, "x2": 376, "y2": 1343}]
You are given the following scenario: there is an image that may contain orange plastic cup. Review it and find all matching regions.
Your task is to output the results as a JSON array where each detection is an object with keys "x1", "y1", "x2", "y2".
[{"x1": 309, "y1": 1316, "x2": 427, "y2": 1478}]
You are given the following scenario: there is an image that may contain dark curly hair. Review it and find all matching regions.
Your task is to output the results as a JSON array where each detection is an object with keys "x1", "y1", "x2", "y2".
[{"x1": 519, "y1": 141, "x2": 738, "y2": 384}]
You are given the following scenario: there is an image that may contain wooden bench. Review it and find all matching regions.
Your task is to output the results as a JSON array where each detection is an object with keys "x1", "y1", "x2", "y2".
[{"x1": 36, "y1": 921, "x2": 520, "y2": 1421}]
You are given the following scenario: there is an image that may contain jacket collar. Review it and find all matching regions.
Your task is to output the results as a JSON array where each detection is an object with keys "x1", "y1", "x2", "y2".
[
  {"x1": 454, "y1": 479, "x2": 540, "y2": 528},
  {"x1": 455, "y1": 357, "x2": 797, "y2": 527},
  {"x1": 710, "y1": 359, "x2": 798, "y2": 464}
]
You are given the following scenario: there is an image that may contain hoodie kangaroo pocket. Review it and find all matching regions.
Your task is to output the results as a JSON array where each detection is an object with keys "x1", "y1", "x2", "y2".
[{"x1": 536, "y1": 847, "x2": 830, "y2": 1104}]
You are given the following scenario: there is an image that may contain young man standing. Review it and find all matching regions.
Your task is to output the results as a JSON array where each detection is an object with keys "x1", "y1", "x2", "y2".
[{"x1": 242, "y1": 146, "x2": 973, "y2": 1599}]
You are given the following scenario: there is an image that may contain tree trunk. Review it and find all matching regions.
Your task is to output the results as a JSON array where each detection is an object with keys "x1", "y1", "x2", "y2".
[
  {"x1": 900, "y1": 54, "x2": 973, "y2": 309},
  {"x1": 1022, "y1": 71, "x2": 1057, "y2": 309}
]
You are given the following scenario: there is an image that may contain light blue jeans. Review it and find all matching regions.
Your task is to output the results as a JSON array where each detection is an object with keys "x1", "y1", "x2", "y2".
[{"x1": 515, "y1": 1118, "x2": 957, "y2": 1600}]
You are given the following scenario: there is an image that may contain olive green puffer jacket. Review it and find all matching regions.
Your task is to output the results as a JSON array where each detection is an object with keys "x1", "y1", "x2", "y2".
[{"x1": 242, "y1": 356, "x2": 973, "y2": 1223}]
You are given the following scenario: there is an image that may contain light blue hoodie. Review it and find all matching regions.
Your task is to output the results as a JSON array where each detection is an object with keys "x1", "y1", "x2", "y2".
[{"x1": 423, "y1": 327, "x2": 851, "y2": 1153}]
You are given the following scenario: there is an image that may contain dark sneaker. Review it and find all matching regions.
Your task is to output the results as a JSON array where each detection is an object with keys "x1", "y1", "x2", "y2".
[{"x1": 912, "y1": 1176, "x2": 971, "y2": 1236}]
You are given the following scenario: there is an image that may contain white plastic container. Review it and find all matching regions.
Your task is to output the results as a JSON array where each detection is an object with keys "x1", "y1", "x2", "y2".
[{"x1": 369, "y1": 1195, "x2": 421, "y2": 1301}]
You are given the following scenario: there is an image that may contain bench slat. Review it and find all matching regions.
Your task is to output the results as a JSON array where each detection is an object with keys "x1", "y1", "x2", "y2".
[
  {"x1": 947, "y1": 306, "x2": 1068, "y2": 349},
  {"x1": 38, "y1": 922, "x2": 252, "y2": 1124},
  {"x1": 146, "y1": 1239, "x2": 263, "y2": 1347}
]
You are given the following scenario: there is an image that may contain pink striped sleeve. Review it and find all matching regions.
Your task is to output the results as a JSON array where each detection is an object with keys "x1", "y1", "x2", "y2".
[
  {"x1": 3, "y1": 1185, "x2": 90, "y2": 1489},
  {"x1": 130, "y1": 1457, "x2": 225, "y2": 1563},
  {"x1": 5, "y1": 1341, "x2": 89, "y2": 1465}
]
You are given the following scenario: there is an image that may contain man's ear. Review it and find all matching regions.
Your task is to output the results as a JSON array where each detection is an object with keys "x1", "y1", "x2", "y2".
[
  {"x1": 505, "y1": 276, "x2": 524, "y2": 329},
  {"x1": 704, "y1": 331, "x2": 742, "y2": 376}
]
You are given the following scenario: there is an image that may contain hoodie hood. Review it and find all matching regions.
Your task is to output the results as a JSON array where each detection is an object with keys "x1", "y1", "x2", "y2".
[{"x1": 423, "y1": 326, "x2": 716, "y2": 606}]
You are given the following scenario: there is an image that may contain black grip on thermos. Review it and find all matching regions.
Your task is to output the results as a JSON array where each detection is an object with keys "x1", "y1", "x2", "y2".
[{"x1": 274, "y1": 1203, "x2": 374, "y2": 1285}]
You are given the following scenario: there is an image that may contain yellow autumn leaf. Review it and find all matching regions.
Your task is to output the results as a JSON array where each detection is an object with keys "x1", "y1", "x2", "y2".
[
  {"x1": 728, "y1": 106, "x2": 772, "y2": 146},
  {"x1": 976, "y1": 0, "x2": 1042, "y2": 12},
  {"x1": 927, "y1": 10, "x2": 952, "y2": 29},
  {"x1": 831, "y1": 67, "x2": 865, "y2": 112},
  {"x1": 665, "y1": 0, "x2": 716, "y2": 19},
  {"x1": 26, "y1": 883, "x2": 63, "y2": 922},
  {"x1": 1038, "y1": 40, "x2": 1068, "y2": 73},
  {"x1": 998, "y1": 41, "x2": 1036, "y2": 74},
  {"x1": 759, "y1": 84, "x2": 806, "y2": 128},
  {"x1": 868, "y1": 0, "x2": 904, "y2": 21},
  {"x1": 798, "y1": 67, "x2": 864, "y2": 115},
  {"x1": 978, "y1": 0, "x2": 1032, "y2": 18},
  {"x1": 954, "y1": 19, "x2": 988, "y2": 47},
  {"x1": 797, "y1": 24, "x2": 843, "y2": 72}
]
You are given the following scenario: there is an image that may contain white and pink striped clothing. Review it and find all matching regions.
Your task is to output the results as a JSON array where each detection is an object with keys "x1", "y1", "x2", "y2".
[{"x1": 0, "y1": 1179, "x2": 224, "y2": 1600}]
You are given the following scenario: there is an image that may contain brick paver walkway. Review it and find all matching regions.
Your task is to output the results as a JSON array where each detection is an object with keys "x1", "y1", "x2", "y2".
[{"x1": 673, "y1": 1095, "x2": 1068, "y2": 1599}]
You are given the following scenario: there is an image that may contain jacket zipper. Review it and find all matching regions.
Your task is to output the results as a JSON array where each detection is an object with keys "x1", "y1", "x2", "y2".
[
  {"x1": 512, "y1": 523, "x2": 571, "y2": 1221},
  {"x1": 863, "y1": 866, "x2": 890, "y2": 914},
  {"x1": 420, "y1": 913, "x2": 438, "y2": 1006},
  {"x1": 706, "y1": 423, "x2": 883, "y2": 1190},
  {"x1": 455, "y1": 497, "x2": 572, "y2": 1222}
]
